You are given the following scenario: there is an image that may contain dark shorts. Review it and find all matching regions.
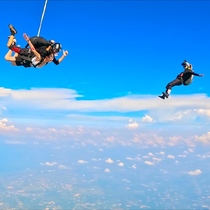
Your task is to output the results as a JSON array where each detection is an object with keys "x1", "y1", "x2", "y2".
[{"x1": 15, "y1": 55, "x2": 32, "y2": 68}]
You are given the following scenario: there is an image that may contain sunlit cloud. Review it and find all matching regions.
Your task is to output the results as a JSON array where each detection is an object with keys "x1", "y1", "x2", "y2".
[
  {"x1": 41, "y1": 162, "x2": 57, "y2": 166},
  {"x1": 104, "y1": 168, "x2": 110, "y2": 173},
  {"x1": 195, "y1": 109, "x2": 210, "y2": 117},
  {"x1": 178, "y1": 154, "x2": 187, "y2": 158},
  {"x1": 105, "y1": 158, "x2": 114, "y2": 164},
  {"x1": 0, "y1": 87, "x2": 209, "y2": 118},
  {"x1": 148, "y1": 152, "x2": 154, "y2": 157},
  {"x1": 0, "y1": 88, "x2": 208, "y2": 144},
  {"x1": 194, "y1": 132, "x2": 210, "y2": 144},
  {"x1": 144, "y1": 161, "x2": 154, "y2": 166},
  {"x1": 188, "y1": 169, "x2": 202, "y2": 176},
  {"x1": 141, "y1": 115, "x2": 154, "y2": 123},
  {"x1": 167, "y1": 155, "x2": 175, "y2": 159},
  {"x1": 159, "y1": 151, "x2": 165, "y2": 156},
  {"x1": 126, "y1": 119, "x2": 139, "y2": 129},
  {"x1": 118, "y1": 162, "x2": 124, "y2": 167},
  {"x1": 58, "y1": 165, "x2": 68, "y2": 169},
  {"x1": 126, "y1": 157, "x2": 134, "y2": 161},
  {"x1": 77, "y1": 160, "x2": 87, "y2": 164},
  {"x1": 0, "y1": 118, "x2": 18, "y2": 132},
  {"x1": 25, "y1": 127, "x2": 33, "y2": 132},
  {"x1": 0, "y1": 87, "x2": 209, "y2": 146},
  {"x1": 132, "y1": 164, "x2": 137, "y2": 169},
  {"x1": 153, "y1": 157, "x2": 162, "y2": 162}
]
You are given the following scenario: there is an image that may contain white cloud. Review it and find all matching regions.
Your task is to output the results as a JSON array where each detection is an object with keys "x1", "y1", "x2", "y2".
[
  {"x1": 141, "y1": 115, "x2": 154, "y2": 123},
  {"x1": 148, "y1": 152, "x2": 154, "y2": 156},
  {"x1": 104, "y1": 168, "x2": 110, "y2": 173},
  {"x1": 131, "y1": 133, "x2": 165, "y2": 147},
  {"x1": 58, "y1": 165, "x2": 68, "y2": 169},
  {"x1": 188, "y1": 148, "x2": 194, "y2": 153},
  {"x1": 197, "y1": 152, "x2": 210, "y2": 159},
  {"x1": 1, "y1": 118, "x2": 8, "y2": 122},
  {"x1": 26, "y1": 127, "x2": 33, "y2": 132},
  {"x1": 153, "y1": 157, "x2": 162, "y2": 162},
  {"x1": 144, "y1": 161, "x2": 154, "y2": 166},
  {"x1": 195, "y1": 109, "x2": 210, "y2": 117},
  {"x1": 0, "y1": 87, "x2": 209, "y2": 127},
  {"x1": 105, "y1": 136, "x2": 115, "y2": 142},
  {"x1": 105, "y1": 158, "x2": 114, "y2": 164},
  {"x1": 77, "y1": 160, "x2": 87, "y2": 164},
  {"x1": 42, "y1": 162, "x2": 57, "y2": 166},
  {"x1": 132, "y1": 164, "x2": 137, "y2": 169},
  {"x1": 188, "y1": 169, "x2": 202, "y2": 176},
  {"x1": 126, "y1": 119, "x2": 139, "y2": 129},
  {"x1": 178, "y1": 154, "x2": 187, "y2": 158},
  {"x1": 195, "y1": 132, "x2": 210, "y2": 144},
  {"x1": 118, "y1": 162, "x2": 124, "y2": 167},
  {"x1": 0, "y1": 118, "x2": 18, "y2": 132},
  {"x1": 48, "y1": 128, "x2": 57, "y2": 132},
  {"x1": 0, "y1": 87, "x2": 210, "y2": 146},
  {"x1": 167, "y1": 155, "x2": 175, "y2": 159},
  {"x1": 0, "y1": 87, "x2": 209, "y2": 113}
]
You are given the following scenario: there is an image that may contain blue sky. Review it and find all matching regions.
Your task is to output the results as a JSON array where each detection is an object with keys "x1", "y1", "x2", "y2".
[{"x1": 0, "y1": 0, "x2": 209, "y2": 141}]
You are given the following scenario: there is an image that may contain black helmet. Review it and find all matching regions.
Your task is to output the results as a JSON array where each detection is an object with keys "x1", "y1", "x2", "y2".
[
  {"x1": 52, "y1": 43, "x2": 62, "y2": 54},
  {"x1": 181, "y1": 60, "x2": 190, "y2": 68}
]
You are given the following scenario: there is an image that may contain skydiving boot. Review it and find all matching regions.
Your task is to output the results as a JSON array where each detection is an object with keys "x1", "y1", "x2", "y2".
[
  {"x1": 158, "y1": 92, "x2": 169, "y2": 100},
  {"x1": 8, "y1": 24, "x2": 17, "y2": 35}
]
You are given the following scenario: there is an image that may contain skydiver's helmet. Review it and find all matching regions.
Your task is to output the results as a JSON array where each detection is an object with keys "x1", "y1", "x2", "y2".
[
  {"x1": 52, "y1": 43, "x2": 62, "y2": 55},
  {"x1": 181, "y1": 60, "x2": 190, "y2": 68},
  {"x1": 49, "y1": 40, "x2": 55, "y2": 45}
]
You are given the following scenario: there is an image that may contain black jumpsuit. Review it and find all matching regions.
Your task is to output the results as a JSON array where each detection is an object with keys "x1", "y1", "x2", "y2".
[{"x1": 166, "y1": 71, "x2": 200, "y2": 90}]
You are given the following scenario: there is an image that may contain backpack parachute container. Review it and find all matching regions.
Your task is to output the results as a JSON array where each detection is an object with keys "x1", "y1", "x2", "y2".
[
  {"x1": 183, "y1": 69, "x2": 194, "y2": 86},
  {"x1": 183, "y1": 75, "x2": 194, "y2": 86},
  {"x1": 25, "y1": 36, "x2": 51, "y2": 48}
]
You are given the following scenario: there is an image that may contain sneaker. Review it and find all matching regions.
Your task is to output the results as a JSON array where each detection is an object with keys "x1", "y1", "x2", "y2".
[{"x1": 8, "y1": 24, "x2": 17, "y2": 35}]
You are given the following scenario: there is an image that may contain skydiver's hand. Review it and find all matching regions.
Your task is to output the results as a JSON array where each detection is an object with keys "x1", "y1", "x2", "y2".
[
  {"x1": 63, "y1": 50, "x2": 68, "y2": 56},
  {"x1": 199, "y1": 74, "x2": 204, "y2": 77},
  {"x1": 23, "y1": 33, "x2": 30, "y2": 41}
]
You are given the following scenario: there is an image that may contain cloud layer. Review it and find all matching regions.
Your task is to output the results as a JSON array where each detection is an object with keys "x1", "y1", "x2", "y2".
[
  {"x1": 0, "y1": 87, "x2": 209, "y2": 146},
  {"x1": 0, "y1": 87, "x2": 209, "y2": 124}
]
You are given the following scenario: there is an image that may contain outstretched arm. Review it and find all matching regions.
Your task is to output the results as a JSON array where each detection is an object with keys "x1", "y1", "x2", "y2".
[
  {"x1": 53, "y1": 50, "x2": 68, "y2": 65},
  {"x1": 23, "y1": 33, "x2": 41, "y2": 61},
  {"x1": 192, "y1": 72, "x2": 204, "y2": 77}
]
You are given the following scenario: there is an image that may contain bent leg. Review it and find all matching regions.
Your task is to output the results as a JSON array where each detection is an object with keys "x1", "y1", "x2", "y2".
[
  {"x1": 8, "y1": 44, "x2": 21, "y2": 54},
  {"x1": 166, "y1": 78, "x2": 182, "y2": 93},
  {"x1": 4, "y1": 49, "x2": 17, "y2": 66},
  {"x1": 5, "y1": 49, "x2": 16, "y2": 62},
  {"x1": 159, "y1": 78, "x2": 182, "y2": 99},
  {"x1": 7, "y1": 35, "x2": 15, "y2": 48}
]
